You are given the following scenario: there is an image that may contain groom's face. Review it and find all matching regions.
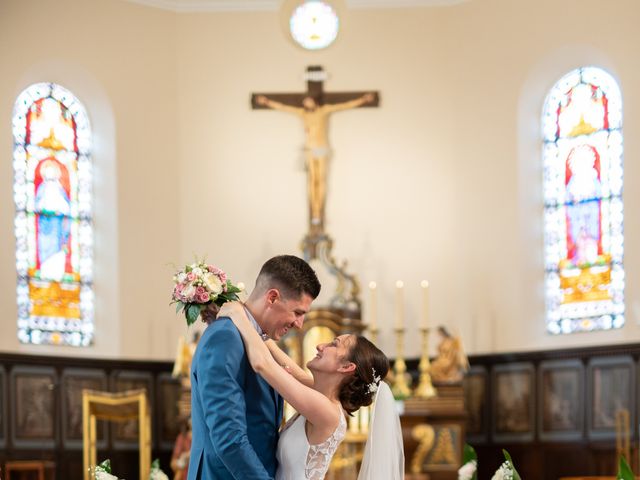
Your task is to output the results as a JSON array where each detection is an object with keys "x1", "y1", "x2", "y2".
[{"x1": 262, "y1": 290, "x2": 313, "y2": 340}]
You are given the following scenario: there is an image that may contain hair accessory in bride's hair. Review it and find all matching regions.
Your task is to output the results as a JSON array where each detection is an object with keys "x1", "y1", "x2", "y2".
[{"x1": 366, "y1": 368, "x2": 382, "y2": 395}]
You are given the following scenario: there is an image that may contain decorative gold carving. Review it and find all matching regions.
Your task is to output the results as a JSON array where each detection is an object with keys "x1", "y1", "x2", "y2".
[
  {"x1": 430, "y1": 327, "x2": 468, "y2": 384},
  {"x1": 429, "y1": 428, "x2": 456, "y2": 465},
  {"x1": 411, "y1": 424, "x2": 435, "y2": 474},
  {"x1": 301, "y1": 232, "x2": 361, "y2": 312}
]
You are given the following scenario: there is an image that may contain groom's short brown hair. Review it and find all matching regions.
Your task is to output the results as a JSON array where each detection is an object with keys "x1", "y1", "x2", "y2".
[{"x1": 255, "y1": 255, "x2": 320, "y2": 300}]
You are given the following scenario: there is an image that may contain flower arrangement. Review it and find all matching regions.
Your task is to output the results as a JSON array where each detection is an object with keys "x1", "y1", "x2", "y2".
[
  {"x1": 92, "y1": 460, "x2": 119, "y2": 480},
  {"x1": 171, "y1": 261, "x2": 241, "y2": 326},
  {"x1": 491, "y1": 450, "x2": 521, "y2": 480},
  {"x1": 150, "y1": 459, "x2": 170, "y2": 480},
  {"x1": 618, "y1": 456, "x2": 636, "y2": 480},
  {"x1": 91, "y1": 459, "x2": 170, "y2": 480},
  {"x1": 458, "y1": 444, "x2": 477, "y2": 480}
]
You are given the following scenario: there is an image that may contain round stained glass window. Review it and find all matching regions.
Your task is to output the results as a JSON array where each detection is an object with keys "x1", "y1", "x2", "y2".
[{"x1": 289, "y1": 1, "x2": 339, "y2": 50}]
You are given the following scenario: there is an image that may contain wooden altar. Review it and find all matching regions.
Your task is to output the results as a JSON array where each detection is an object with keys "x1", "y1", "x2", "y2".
[{"x1": 402, "y1": 383, "x2": 466, "y2": 480}]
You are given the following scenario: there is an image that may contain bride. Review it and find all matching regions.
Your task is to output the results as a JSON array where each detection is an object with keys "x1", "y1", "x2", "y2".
[{"x1": 217, "y1": 301, "x2": 404, "y2": 480}]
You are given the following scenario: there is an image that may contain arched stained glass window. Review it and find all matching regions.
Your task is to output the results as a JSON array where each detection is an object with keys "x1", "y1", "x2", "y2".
[
  {"x1": 542, "y1": 67, "x2": 624, "y2": 334},
  {"x1": 13, "y1": 83, "x2": 93, "y2": 346}
]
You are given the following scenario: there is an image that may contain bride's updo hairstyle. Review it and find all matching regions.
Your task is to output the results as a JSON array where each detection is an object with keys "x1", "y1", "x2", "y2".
[{"x1": 339, "y1": 336, "x2": 390, "y2": 415}]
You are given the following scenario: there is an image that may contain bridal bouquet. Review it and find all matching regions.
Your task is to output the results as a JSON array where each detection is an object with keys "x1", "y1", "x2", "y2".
[{"x1": 171, "y1": 260, "x2": 241, "y2": 326}]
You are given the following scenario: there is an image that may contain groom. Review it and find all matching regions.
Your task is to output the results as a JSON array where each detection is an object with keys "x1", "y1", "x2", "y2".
[{"x1": 188, "y1": 255, "x2": 321, "y2": 479}]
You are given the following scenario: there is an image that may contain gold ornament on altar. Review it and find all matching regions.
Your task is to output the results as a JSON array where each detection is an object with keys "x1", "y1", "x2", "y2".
[{"x1": 430, "y1": 326, "x2": 469, "y2": 384}]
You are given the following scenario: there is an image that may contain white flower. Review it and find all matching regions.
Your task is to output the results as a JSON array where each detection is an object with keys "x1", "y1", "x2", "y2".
[
  {"x1": 491, "y1": 462, "x2": 514, "y2": 480},
  {"x1": 192, "y1": 267, "x2": 203, "y2": 277},
  {"x1": 203, "y1": 273, "x2": 223, "y2": 296},
  {"x1": 95, "y1": 470, "x2": 119, "y2": 480},
  {"x1": 150, "y1": 469, "x2": 169, "y2": 480},
  {"x1": 176, "y1": 272, "x2": 187, "y2": 283},
  {"x1": 182, "y1": 284, "x2": 196, "y2": 300},
  {"x1": 458, "y1": 460, "x2": 477, "y2": 480}
]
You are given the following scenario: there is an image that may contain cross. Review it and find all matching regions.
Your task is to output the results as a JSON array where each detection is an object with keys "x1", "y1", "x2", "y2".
[{"x1": 251, "y1": 65, "x2": 379, "y2": 238}]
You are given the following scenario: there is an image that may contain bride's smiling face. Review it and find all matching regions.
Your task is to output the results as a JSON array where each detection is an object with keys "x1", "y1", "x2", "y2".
[{"x1": 307, "y1": 334, "x2": 356, "y2": 373}]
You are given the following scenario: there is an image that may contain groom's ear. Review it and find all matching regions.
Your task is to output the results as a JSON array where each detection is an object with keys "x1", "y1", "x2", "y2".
[
  {"x1": 265, "y1": 288, "x2": 280, "y2": 305},
  {"x1": 338, "y1": 362, "x2": 356, "y2": 374}
]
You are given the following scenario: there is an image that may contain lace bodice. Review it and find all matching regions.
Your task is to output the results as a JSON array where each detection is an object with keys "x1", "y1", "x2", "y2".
[{"x1": 276, "y1": 406, "x2": 347, "y2": 480}]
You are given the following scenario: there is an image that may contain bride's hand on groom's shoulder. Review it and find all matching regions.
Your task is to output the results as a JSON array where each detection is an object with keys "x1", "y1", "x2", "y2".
[{"x1": 217, "y1": 301, "x2": 243, "y2": 320}]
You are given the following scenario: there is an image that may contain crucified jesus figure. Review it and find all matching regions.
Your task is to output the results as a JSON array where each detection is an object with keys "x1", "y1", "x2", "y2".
[{"x1": 256, "y1": 92, "x2": 375, "y2": 233}]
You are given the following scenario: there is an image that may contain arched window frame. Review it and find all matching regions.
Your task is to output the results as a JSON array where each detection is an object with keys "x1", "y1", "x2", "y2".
[
  {"x1": 542, "y1": 67, "x2": 624, "y2": 334},
  {"x1": 13, "y1": 82, "x2": 94, "y2": 346}
]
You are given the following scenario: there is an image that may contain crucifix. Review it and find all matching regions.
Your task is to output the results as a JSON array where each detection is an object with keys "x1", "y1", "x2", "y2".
[{"x1": 251, "y1": 65, "x2": 379, "y2": 238}]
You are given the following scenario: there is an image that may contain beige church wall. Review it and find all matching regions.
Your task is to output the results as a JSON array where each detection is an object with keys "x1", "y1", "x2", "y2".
[
  {"x1": 0, "y1": 0, "x2": 639, "y2": 362},
  {"x1": 174, "y1": 0, "x2": 640, "y2": 358},
  {"x1": 0, "y1": 0, "x2": 183, "y2": 359}
]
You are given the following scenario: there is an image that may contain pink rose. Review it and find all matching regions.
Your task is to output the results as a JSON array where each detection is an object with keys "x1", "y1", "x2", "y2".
[
  {"x1": 195, "y1": 286, "x2": 206, "y2": 296},
  {"x1": 198, "y1": 292, "x2": 210, "y2": 303},
  {"x1": 218, "y1": 272, "x2": 227, "y2": 284},
  {"x1": 186, "y1": 272, "x2": 196, "y2": 282}
]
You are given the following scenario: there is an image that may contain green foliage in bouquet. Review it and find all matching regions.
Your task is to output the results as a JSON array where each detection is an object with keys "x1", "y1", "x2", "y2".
[
  {"x1": 458, "y1": 443, "x2": 478, "y2": 480},
  {"x1": 502, "y1": 450, "x2": 522, "y2": 480},
  {"x1": 618, "y1": 456, "x2": 636, "y2": 480}
]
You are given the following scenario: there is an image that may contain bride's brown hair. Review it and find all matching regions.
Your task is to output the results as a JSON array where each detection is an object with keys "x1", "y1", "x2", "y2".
[{"x1": 338, "y1": 336, "x2": 390, "y2": 415}]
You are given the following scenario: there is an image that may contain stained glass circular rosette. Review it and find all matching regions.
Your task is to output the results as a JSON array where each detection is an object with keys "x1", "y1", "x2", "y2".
[{"x1": 289, "y1": 1, "x2": 340, "y2": 50}]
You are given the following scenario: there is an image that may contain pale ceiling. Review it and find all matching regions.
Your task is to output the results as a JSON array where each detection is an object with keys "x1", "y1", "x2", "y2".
[{"x1": 121, "y1": 0, "x2": 469, "y2": 12}]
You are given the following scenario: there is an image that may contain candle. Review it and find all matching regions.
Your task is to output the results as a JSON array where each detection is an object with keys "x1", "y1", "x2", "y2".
[
  {"x1": 395, "y1": 280, "x2": 404, "y2": 329},
  {"x1": 368, "y1": 281, "x2": 377, "y2": 330},
  {"x1": 421, "y1": 280, "x2": 429, "y2": 329}
]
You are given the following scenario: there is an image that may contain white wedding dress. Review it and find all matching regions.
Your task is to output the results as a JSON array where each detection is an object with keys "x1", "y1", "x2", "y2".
[{"x1": 275, "y1": 406, "x2": 346, "y2": 480}]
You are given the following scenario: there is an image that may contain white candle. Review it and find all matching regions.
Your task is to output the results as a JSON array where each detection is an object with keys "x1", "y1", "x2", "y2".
[
  {"x1": 368, "y1": 281, "x2": 377, "y2": 330},
  {"x1": 420, "y1": 280, "x2": 429, "y2": 329},
  {"x1": 395, "y1": 280, "x2": 404, "y2": 329}
]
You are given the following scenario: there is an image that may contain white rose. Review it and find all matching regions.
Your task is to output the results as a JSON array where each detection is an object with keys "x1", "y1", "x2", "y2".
[
  {"x1": 182, "y1": 284, "x2": 196, "y2": 300},
  {"x1": 177, "y1": 272, "x2": 187, "y2": 283},
  {"x1": 192, "y1": 267, "x2": 203, "y2": 277},
  {"x1": 203, "y1": 273, "x2": 223, "y2": 296}
]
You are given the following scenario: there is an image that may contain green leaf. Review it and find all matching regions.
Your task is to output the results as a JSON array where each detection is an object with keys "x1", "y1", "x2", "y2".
[
  {"x1": 151, "y1": 458, "x2": 160, "y2": 469},
  {"x1": 503, "y1": 450, "x2": 522, "y2": 480},
  {"x1": 98, "y1": 459, "x2": 112, "y2": 473},
  {"x1": 186, "y1": 304, "x2": 202, "y2": 326},
  {"x1": 175, "y1": 301, "x2": 184, "y2": 314},
  {"x1": 462, "y1": 443, "x2": 477, "y2": 464},
  {"x1": 618, "y1": 456, "x2": 635, "y2": 480}
]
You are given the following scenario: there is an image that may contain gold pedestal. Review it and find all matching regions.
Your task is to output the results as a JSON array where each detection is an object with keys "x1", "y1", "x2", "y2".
[
  {"x1": 391, "y1": 328, "x2": 412, "y2": 399},
  {"x1": 414, "y1": 328, "x2": 437, "y2": 399}
]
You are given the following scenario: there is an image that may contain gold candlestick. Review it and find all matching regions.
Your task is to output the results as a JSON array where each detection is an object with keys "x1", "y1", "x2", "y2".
[
  {"x1": 414, "y1": 327, "x2": 437, "y2": 398},
  {"x1": 391, "y1": 327, "x2": 412, "y2": 399},
  {"x1": 368, "y1": 325, "x2": 379, "y2": 345}
]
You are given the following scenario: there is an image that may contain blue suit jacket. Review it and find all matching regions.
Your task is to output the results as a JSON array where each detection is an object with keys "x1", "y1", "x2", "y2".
[{"x1": 188, "y1": 318, "x2": 283, "y2": 479}]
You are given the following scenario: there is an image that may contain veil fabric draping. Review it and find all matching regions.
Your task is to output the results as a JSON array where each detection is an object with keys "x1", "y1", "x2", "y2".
[{"x1": 357, "y1": 381, "x2": 405, "y2": 480}]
